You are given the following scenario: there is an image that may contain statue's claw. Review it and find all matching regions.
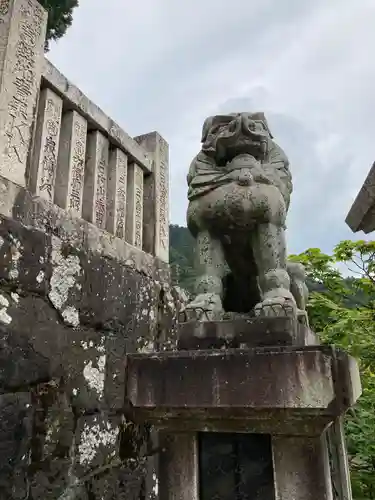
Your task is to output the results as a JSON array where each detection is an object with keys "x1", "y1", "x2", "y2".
[
  {"x1": 185, "y1": 293, "x2": 223, "y2": 322},
  {"x1": 254, "y1": 289, "x2": 297, "y2": 320}
]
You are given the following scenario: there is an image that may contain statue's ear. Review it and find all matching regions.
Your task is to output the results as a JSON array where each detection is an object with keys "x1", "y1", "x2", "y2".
[
  {"x1": 249, "y1": 111, "x2": 266, "y2": 121},
  {"x1": 249, "y1": 111, "x2": 273, "y2": 139},
  {"x1": 201, "y1": 117, "x2": 214, "y2": 143}
]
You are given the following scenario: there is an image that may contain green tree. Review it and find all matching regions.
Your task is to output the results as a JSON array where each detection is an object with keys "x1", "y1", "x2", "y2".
[
  {"x1": 290, "y1": 241, "x2": 375, "y2": 500},
  {"x1": 38, "y1": 0, "x2": 79, "y2": 51}
]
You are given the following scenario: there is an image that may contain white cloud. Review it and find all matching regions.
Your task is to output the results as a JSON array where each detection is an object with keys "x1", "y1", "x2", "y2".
[{"x1": 49, "y1": 0, "x2": 375, "y2": 254}]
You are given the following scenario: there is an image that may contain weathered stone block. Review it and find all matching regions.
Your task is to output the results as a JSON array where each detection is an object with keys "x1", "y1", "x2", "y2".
[
  {"x1": 0, "y1": 323, "x2": 51, "y2": 390},
  {"x1": 0, "y1": 214, "x2": 49, "y2": 294},
  {"x1": 54, "y1": 110, "x2": 88, "y2": 216},
  {"x1": 28, "y1": 389, "x2": 75, "y2": 499},
  {"x1": 79, "y1": 251, "x2": 157, "y2": 336},
  {"x1": 29, "y1": 459, "x2": 84, "y2": 500},
  {"x1": 0, "y1": 392, "x2": 32, "y2": 499},
  {"x1": 0, "y1": 294, "x2": 72, "y2": 380},
  {"x1": 106, "y1": 147, "x2": 128, "y2": 239},
  {"x1": 0, "y1": 291, "x2": 124, "y2": 412},
  {"x1": 0, "y1": 0, "x2": 47, "y2": 187},
  {"x1": 158, "y1": 433, "x2": 198, "y2": 500},
  {"x1": 177, "y1": 316, "x2": 318, "y2": 350},
  {"x1": 126, "y1": 345, "x2": 362, "y2": 434},
  {"x1": 126, "y1": 163, "x2": 144, "y2": 249},
  {"x1": 272, "y1": 435, "x2": 333, "y2": 500},
  {"x1": 103, "y1": 331, "x2": 128, "y2": 411},
  {"x1": 83, "y1": 130, "x2": 109, "y2": 229},
  {"x1": 87, "y1": 464, "x2": 145, "y2": 500},
  {"x1": 29, "y1": 87, "x2": 63, "y2": 200},
  {"x1": 135, "y1": 132, "x2": 169, "y2": 261}
]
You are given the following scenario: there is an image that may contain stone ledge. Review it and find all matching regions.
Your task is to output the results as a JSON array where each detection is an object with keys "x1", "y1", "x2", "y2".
[
  {"x1": 42, "y1": 59, "x2": 153, "y2": 173},
  {"x1": 346, "y1": 161, "x2": 375, "y2": 233},
  {"x1": 177, "y1": 317, "x2": 319, "y2": 349},
  {"x1": 0, "y1": 175, "x2": 169, "y2": 282},
  {"x1": 126, "y1": 345, "x2": 361, "y2": 434}
]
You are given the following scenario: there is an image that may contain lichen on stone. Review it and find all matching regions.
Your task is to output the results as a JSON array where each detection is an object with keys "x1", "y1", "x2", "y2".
[
  {"x1": 83, "y1": 356, "x2": 106, "y2": 398},
  {"x1": 78, "y1": 419, "x2": 119, "y2": 465},
  {"x1": 8, "y1": 235, "x2": 22, "y2": 280},
  {"x1": 0, "y1": 293, "x2": 11, "y2": 325},
  {"x1": 48, "y1": 236, "x2": 81, "y2": 325},
  {"x1": 62, "y1": 306, "x2": 79, "y2": 327},
  {"x1": 36, "y1": 270, "x2": 45, "y2": 283}
]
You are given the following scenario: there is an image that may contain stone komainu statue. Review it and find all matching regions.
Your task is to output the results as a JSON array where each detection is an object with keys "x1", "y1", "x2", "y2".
[{"x1": 185, "y1": 112, "x2": 308, "y2": 322}]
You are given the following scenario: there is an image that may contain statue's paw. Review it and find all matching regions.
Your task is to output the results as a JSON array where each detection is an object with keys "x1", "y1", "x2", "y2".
[
  {"x1": 185, "y1": 293, "x2": 223, "y2": 322},
  {"x1": 254, "y1": 295, "x2": 297, "y2": 319}
]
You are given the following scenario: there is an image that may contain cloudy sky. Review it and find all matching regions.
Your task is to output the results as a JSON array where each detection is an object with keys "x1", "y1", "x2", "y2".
[{"x1": 49, "y1": 0, "x2": 375, "y2": 255}]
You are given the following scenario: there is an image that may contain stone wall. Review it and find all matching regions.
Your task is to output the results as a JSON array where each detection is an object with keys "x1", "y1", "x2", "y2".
[
  {"x1": 0, "y1": 0, "x2": 182, "y2": 498},
  {"x1": 0, "y1": 193, "x2": 184, "y2": 499},
  {"x1": 0, "y1": 0, "x2": 169, "y2": 263}
]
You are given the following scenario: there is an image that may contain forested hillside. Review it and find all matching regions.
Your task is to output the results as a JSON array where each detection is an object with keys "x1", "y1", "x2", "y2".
[{"x1": 169, "y1": 224, "x2": 196, "y2": 294}]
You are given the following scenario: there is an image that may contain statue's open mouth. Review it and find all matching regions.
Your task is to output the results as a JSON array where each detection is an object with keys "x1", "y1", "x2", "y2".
[{"x1": 216, "y1": 138, "x2": 264, "y2": 166}]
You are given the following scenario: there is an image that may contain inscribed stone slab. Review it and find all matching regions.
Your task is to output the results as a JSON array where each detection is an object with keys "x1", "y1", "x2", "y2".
[
  {"x1": 54, "y1": 110, "x2": 88, "y2": 216},
  {"x1": 0, "y1": 0, "x2": 47, "y2": 186},
  {"x1": 135, "y1": 132, "x2": 169, "y2": 261},
  {"x1": 83, "y1": 130, "x2": 109, "y2": 229},
  {"x1": 126, "y1": 162, "x2": 144, "y2": 249},
  {"x1": 29, "y1": 87, "x2": 62, "y2": 200},
  {"x1": 106, "y1": 147, "x2": 127, "y2": 239}
]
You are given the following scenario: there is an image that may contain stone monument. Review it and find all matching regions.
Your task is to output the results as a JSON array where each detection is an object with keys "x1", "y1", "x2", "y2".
[
  {"x1": 185, "y1": 111, "x2": 308, "y2": 324},
  {"x1": 127, "y1": 112, "x2": 362, "y2": 500}
]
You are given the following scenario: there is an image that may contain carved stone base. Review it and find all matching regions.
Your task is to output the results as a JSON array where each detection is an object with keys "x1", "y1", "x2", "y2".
[
  {"x1": 126, "y1": 344, "x2": 361, "y2": 435},
  {"x1": 177, "y1": 316, "x2": 317, "y2": 350},
  {"x1": 126, "y1": 319, "x2": 361, "y2": 499}
]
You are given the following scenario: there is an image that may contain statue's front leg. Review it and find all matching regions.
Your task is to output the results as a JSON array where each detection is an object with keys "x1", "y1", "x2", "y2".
[
  {"x1": 186, "y1": 231, "x2": 226, "y2": 321},
  {"x1": 252, "y1": 223, "x2": 297, "y2": 319}
]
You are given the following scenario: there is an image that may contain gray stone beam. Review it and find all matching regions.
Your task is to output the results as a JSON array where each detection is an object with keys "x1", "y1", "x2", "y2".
[{"x1": 346, "y1": 161, "x2": 375, "y2": 233}]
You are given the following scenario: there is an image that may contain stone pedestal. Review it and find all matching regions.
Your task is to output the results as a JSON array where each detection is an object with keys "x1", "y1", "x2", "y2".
[{"x1": 126, "y1": 318, "x2": 361, "y2": 499}]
